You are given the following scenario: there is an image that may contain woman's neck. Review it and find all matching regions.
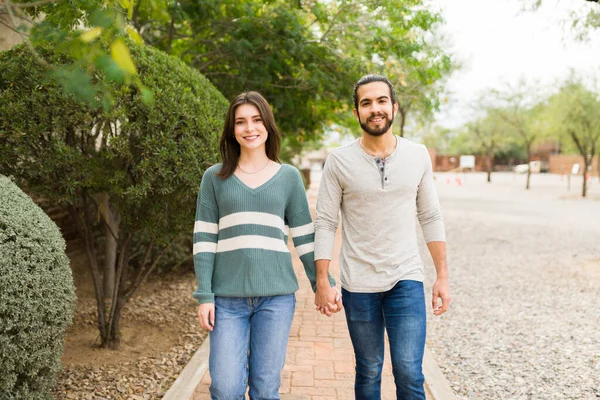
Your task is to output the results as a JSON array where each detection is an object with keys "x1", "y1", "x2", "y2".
[{"x1": 238, "y1": 148, "x2": 270, "y2": 167}]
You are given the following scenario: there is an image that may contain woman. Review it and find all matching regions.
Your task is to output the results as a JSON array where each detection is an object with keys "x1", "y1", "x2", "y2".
[{"x1": 192, "y1": 91, "x2": 335, "y2": 399}]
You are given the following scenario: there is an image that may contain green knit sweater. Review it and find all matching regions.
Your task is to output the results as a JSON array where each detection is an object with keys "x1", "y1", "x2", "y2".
[{"x1": 192, "y1": 163, "x2": 334, "y2": 304}]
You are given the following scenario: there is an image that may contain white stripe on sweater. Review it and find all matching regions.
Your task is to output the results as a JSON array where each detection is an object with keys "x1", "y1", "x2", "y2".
[
  {"x1": 216, "y1": 235, "x2": 290, "y2": 253},
  {"x1": 295, "y1": 242, "x2": 314, "y2": 256},
  {"x1": 289, "y1": 222, "x2": 314, "y2": 237},
  {"x1": 193, "y1": 242, "x2": 218, "y2": 254},
  {"x1": 194, "y1": 221, "x2": 219, "y2": 234},
  {"x1": 219, "y1": 212, "x2": 286, "y2": 233}
]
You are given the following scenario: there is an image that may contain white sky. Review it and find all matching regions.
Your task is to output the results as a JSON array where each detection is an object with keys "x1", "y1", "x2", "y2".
[{"x1": 433, "y1": 0, "x2": 600, "y2": 129}]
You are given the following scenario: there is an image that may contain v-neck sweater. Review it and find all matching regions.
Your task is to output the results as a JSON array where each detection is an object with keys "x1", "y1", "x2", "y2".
[
  {"x1": 192, "y1": 163, "x2": 334, "y2": 304},
  {"x1": 314, "y1": 136, "x2": 445, "y2": 293}
]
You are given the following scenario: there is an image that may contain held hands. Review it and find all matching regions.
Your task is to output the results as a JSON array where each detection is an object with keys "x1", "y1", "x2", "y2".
[
  {"x1": 314, "y1": 285, "x2": 343, "y2": 317},
  {"x1": 432, "y1": 277, "x2": 450, "y2": 316},
  {"x1": 197, "y1": 303, "x2": 215, "y2": 331}
]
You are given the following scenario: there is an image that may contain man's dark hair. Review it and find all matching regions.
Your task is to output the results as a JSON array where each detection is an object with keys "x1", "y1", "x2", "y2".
[{"x1": 353, "y1": 74, "x2": 397, "y2": 110}]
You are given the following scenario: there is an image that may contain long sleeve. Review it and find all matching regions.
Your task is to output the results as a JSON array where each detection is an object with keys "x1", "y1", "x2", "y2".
[
  {"x1": 192, "y1": 170, "x2": 219, "y2": 304},
  {"x1": 416, "y1": 145, "x2": 446, "y2": 243},
  {"x1": 286, "y1": 169, "x2": 336, "y2": 292},
  {"x1": 314, "y1": 154, "x2": 342, "y2": 261}
]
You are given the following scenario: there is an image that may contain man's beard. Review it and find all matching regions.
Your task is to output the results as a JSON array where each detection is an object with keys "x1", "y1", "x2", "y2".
[{"x1": 358, "y1": 112, "x2": 395, "y2": 137}]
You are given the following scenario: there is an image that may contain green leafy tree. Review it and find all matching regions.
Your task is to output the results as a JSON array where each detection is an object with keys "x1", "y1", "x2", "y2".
[
  {"x1": 523, "y1": 0, "x2": 600, "y2": 41},
  {"x1": 3, "y1": 0, "x2": 454, "y2": 152},
  {"x1": 545, "y1": 78, "x2": 600, "y2": 197},
  {"x1": 0, "y1": 42, "x2": 227, "y2": 349},
  {"x1": 384, "y1": 47, "x2": 454, "y2": 137},
  {"x1": 134, "y1": 0, "x2": 453, "y2": 149},
  {"x1": 491, "y1": 82, "x2": 548, "y2": 189},
  {"x1": 465, "y1": 111, "x2": 508, "y2": 183},
  {"x1": 0, "y1": 0, "x2": 153, "y2": 107}
]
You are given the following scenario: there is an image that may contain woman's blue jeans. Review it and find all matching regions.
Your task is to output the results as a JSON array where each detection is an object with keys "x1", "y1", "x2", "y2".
[
  {"x1": 208, "y1": 294, "x2": 295, "y2": 400},
  {"x1": 342, "y1": 280, "x2": 426, "y2": 400}
]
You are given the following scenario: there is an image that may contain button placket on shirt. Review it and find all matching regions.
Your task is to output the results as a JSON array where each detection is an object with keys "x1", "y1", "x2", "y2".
[{"x1": 376, "y1": 158, "x2": 389, "y2": 189}]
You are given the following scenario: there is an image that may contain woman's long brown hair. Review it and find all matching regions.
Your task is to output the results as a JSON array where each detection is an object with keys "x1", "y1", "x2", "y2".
[{"x1": 217, "y1": 91, "x2": 282, "y2": 179}]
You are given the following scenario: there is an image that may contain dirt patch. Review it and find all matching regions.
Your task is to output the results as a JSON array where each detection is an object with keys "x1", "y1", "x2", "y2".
[
  {"x1": 62, "y1": 321, "x2": 179, "y2": 366},
  {"x1": 53, "y1": 253, "x2": 206, "y2": 400}
]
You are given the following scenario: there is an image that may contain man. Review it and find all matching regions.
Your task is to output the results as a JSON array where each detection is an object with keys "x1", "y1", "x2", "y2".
[{"x1": 313, "y1": 74, "x2": 450, "y2": 399}]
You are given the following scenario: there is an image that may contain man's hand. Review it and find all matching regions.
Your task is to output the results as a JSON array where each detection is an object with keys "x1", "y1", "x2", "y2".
[
  {"x1": 314, "y1": 285, "x2": 343, "y2": 317},
  {"x1": 197, "y1": 303, "x2": 215, "y2": 331},
  {"x1": 432, "y1": 278, "x2": 450, "y2": 316}
]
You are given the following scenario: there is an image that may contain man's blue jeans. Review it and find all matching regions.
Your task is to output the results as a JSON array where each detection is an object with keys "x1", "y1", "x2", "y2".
[
  {"x1": 342, "y1": 280, "x2": 426, "y2": 400},
  {"x1": 208, "y1": 294, "x2": 295, "y2": 400}
]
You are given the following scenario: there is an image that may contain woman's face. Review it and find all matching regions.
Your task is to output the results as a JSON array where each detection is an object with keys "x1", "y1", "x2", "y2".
[{"x1": 234, "y1": 104, "x2": 268, "y2": 153}]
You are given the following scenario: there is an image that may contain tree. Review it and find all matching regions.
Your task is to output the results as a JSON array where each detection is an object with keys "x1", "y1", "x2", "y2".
[
  {"x1": 545, "y1": 78, "x2": 600, "y2": 197},
  {"x1": 421, "y1": 123, "x2": 472, "y2": 155},
  {"x1": 385, "y1": 48, "x2": 454, "y2": 137},
  {"x1": 466, "y1": 111, "x2": 507, "y2": 183},
  {"x1": 3, "y1": 0, "x2": 454, "y2": 152},
  {"x1": 522, "y1": 0, "x2": 600, "y2": 40},
  {"x1": 0, "y1": 42, "x2": 228, "y2": 348},
  {"x1": 134, "y1": 0, "x2": 453, "y2": 149},
  {"x1": 491, "y1": 82, "x2": 547, "y2": 190},
  {"x1": 0, "y1": 0, "x2": 157, "y2": 107}
]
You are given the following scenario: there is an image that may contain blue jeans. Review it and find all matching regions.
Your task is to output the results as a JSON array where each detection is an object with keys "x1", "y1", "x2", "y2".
[
  {"x1": 342, "y1": 280, "x2": 426, "y2": 400},
  {"x1": 208, "y1": 294, "x2": 295, "y2": 400}
]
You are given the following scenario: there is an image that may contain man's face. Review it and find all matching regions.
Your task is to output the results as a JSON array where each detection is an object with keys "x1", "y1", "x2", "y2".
[{"x1": 353, "y1": 82, "x2": 397, "y2": 137}]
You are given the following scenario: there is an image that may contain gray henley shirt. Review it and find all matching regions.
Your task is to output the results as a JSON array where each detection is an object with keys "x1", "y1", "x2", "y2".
[{"x1": 314, "y1": 136, "x2": 446, "y2": 293}]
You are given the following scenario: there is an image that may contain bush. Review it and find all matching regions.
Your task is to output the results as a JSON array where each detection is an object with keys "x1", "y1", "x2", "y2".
[
  {"x1": 0, "y1": 175, "x2": 76, "y2": 399},
  {"x1": 0, "y1": 41, "x2": 228, "y2": 347}
]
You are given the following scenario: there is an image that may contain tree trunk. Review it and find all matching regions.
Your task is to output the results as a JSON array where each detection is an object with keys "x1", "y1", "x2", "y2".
[
  {"x1": 166, "y1": 17, "x2": 175, "y2": 54},
  {"x1": 582, "y1": 155, "x2": 589, "y2": 198},
  {"x1": 107, "y1": 296, "x2": 126, "y2": 349},
  {"x1": 104, "y1": 234, "x2": 132, "y2": 349},
  {"x1": 525, "y1": 151, "x2": 531, "y2": 190},
  {"x1": 399, "y1": 110, "x2": 406, "y2": 137},
  {"x1": 68, "y1": 202, "x2": 108, "y2": 342},
  {"x1": 99, "y1": 193, "x2": 120, "y2": 301},
  {"x1": 487, "y1": 152, "x2": 493, "y2": 183}
]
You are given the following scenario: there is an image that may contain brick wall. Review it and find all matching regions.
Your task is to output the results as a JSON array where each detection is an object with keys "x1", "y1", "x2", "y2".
[
  {"x1": 549, "y1": 154, "x2": 599, "y2": 176},
  {"x1": 434, "y1": 154, "x2": 489, "y2": 172},
  {"x1": 428, "y1": 148, "x2": 437, "y2": 171}
]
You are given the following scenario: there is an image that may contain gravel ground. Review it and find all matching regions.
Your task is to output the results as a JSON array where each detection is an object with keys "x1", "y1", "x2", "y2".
[{"x1": 423, "y1": 172, "x2": 600, "y2": 400}]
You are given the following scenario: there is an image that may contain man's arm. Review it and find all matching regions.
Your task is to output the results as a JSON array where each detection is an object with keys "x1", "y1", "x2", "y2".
[
  {"x1": 427, "y1": 241, "x2": 450, "y2": 316},
  {"x1": 417, "y1": 146, "x2": 450, "y2": 316},
  {"x1": 314, "y1": 155, "x2": 343, "y2": 315}
]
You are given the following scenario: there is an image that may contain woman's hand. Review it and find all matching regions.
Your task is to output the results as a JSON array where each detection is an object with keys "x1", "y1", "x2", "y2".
[{"x1": 197, "y1": 303, "x2": 215, "y2": 331}]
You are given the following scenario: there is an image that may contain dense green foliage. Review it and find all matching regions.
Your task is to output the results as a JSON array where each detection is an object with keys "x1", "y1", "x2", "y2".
[
  {"x1": 2, "y1": 0, "x2": 454, "y2": 150},
  {"x1": 0, "y1": 176, "x2": 75, "y2": 399},
  {"x1": 135, "y1": 0, "x2": 452, "y2": 145},
  {"x1": 0, "y1": 41, "x2": 225, "y2": 243},
  {"x1": 0, "y1": 41, "x2": 228, "y2": 347}
]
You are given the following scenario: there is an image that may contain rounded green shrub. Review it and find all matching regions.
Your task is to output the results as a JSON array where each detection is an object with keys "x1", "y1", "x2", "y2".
[
  {"x1": 0, "y1": 41, "x2": 227, "y2": 265},
  {"x1": 0, "y1": 175, "x2": 76, "y2": 399}
]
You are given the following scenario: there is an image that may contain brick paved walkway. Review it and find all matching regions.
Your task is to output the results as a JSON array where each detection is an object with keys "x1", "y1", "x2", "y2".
[{"x1": 191, "y1": 168, "x2": 432, "y2": 400}]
